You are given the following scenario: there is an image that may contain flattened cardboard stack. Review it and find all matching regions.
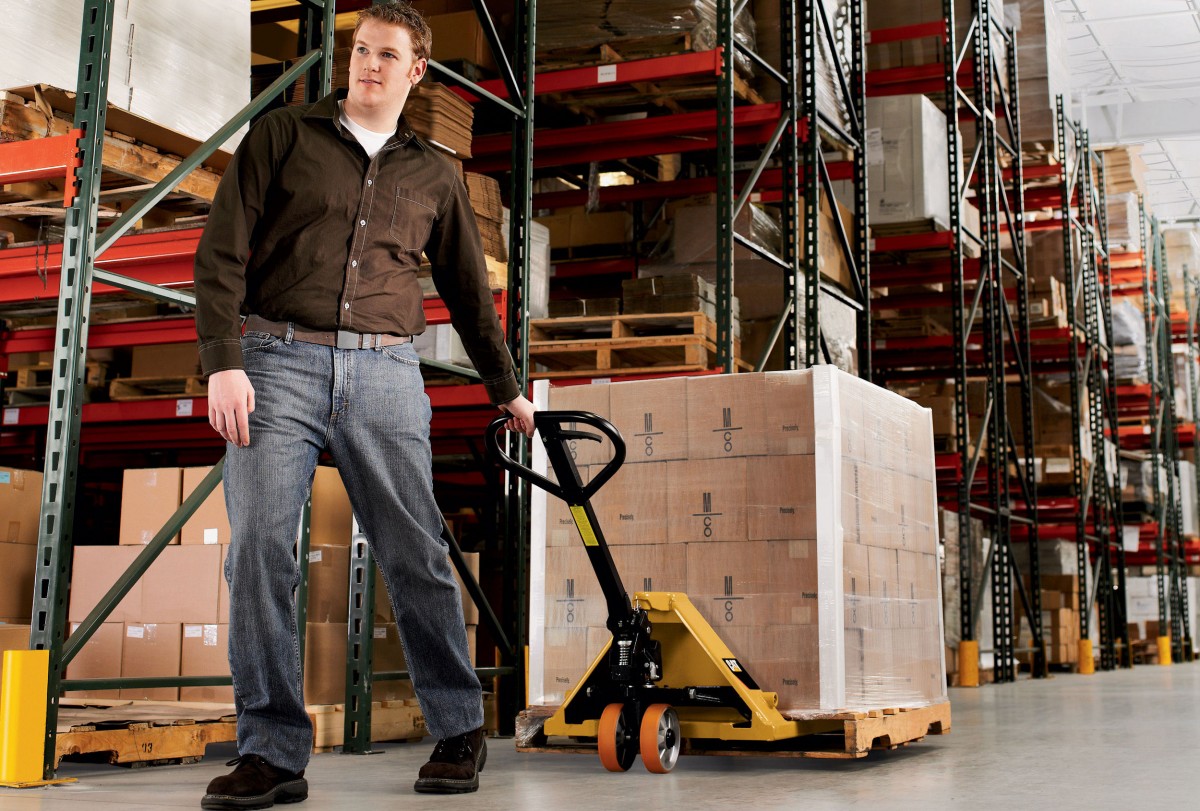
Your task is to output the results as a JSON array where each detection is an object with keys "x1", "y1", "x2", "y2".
[
  {"x1": 1008, "y1": 0, "x2": 1070, "y2": 146},
  {"x1": 465, "y1": 172, "x2": 506, "y2": 262},
  {"x1": 530, "y1": 368, "x2": 946, "y2": 712},
  {"x1": 1100, "y1": 145, "x2": 1149, "y2": 199},
  {"x1": 405, "y1": 81, "x2": 475, "y2": 159}
]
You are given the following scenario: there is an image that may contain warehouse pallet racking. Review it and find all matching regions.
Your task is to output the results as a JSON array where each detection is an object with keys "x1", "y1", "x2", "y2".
[
  {"x1": 0, "y1": 0, "x2": 536, "y2": 778},
  {"x1": 866, "y1": 0, "x2": 1039, "y2": 683}
]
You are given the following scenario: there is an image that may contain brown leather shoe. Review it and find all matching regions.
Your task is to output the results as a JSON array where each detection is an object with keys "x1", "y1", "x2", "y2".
[
  {"x1": 413, "y1": 726, "x2": 487, "y2": 794},
  {"x1": 202, "y1": 754, "x2": 308, "y2": 809}
]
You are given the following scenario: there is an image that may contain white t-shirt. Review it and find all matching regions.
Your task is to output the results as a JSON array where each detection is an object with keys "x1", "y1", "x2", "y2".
[{"x1": 339, "y1": 102, "x2": 395, "y2": 158}]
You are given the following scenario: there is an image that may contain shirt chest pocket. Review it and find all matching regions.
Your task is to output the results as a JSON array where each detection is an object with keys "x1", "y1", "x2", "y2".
[{"x1": 391, "y1": 187, "x2": 439, "y2": 252}]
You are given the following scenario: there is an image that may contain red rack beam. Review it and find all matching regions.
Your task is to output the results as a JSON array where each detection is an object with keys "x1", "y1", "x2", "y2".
[
  {"x1": 0, "y1": 226, "x2": 202, "y2": 303},
  {"x1": 0, "y1": 131, "x2": 82, "y2": 207},
  {"x1": 452, "y1": 49, "x2": 724, "y2": 103},
  {"x1": 467, "y1": 103, "x2": 792, "y2": 172}
]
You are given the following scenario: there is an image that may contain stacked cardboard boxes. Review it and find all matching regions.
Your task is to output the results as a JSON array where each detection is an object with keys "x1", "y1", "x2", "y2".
[
  {"x1": 532, "y1": 367, "x2": 946, "y2": 712},
  {"x1": 0, "y1": 467, "x2": 42, "y2": 623},
  {"x1": 67, "y1": 465, "x2": 480, "y2": 705}
]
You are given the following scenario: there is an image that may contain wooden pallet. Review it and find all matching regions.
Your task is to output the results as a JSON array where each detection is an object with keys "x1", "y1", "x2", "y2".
[
  {"x1": 308, "y1": 692, "x2": 498, "y2": 752},
  {"x1": 14, "y1": 362, "x2": 108, "y2": 389},
  {"x1": 309, "y1": 699, "x2": 427, "y2": 753},
  {"x1": 515, "y1": 700, "x2": 950, "y2": 760},
  {"x1": 55, "y1": 700, "x2": 237, "y2": 768},
  {"x1": 109, "y1": 375, "x2": 207, "y2": 401},
  {"x1": 4, "y1": 384, "x2": 104, "y2": 406},
  {"x1": 528, "y1": 311, "x2": 745, "y2": 378}
]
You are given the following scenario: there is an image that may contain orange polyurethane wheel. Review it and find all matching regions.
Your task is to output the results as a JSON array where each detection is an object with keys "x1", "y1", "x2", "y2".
[
  {"x1": 638, "y1": 703, "x2": 681, "y2": 774},
  {"x1": 597, "y1": 703, "x2": 634, "y2": 772}
]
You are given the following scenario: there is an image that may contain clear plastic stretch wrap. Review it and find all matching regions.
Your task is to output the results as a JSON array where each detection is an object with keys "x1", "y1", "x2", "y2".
[
  {"x1": 1, "y1": 0, "x2": 250, "y2": 146},
  {"x1": 528, "y1": 368, "x2": 946, "y2": 713},
  {"x1": 1111, "y1": 299, "x2": 1147, "y2": 381},
  {"x1": 537, "y1": 1, "x2": 757, "y2": 76}
]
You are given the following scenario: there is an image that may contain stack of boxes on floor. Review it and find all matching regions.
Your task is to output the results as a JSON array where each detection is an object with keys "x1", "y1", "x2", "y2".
[
  {"x1": 532, "y1": 367, "x2": 946, "y2": 712},
  {"x1": 0, "y1": 467, "x2": 42, "y2": 662},
  {"x1": 1124, "y1": 575, "x2": 1200, "y2": 661},
  {"x1": 64, "y1": 466, "x2": 479, "y2": 705},
  {"x1": 1011, "y1": 540, "x2": 1087, "y2": 667}
]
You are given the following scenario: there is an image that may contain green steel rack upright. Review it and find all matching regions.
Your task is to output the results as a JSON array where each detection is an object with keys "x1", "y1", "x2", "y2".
[
  {"x1": 1144, "y1": 218, "x2": 1194, "y2": 663},
  {"x1": 715, "y1": 0, "x2": 870, "y2": 376}
]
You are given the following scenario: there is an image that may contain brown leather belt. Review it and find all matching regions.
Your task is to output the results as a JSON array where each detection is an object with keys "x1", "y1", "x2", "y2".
[{"x1": 244, "y1": 314, "x2": 412, "y2": 350}]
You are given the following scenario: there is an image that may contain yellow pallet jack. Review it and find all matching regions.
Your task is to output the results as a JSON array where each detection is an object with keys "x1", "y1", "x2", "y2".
[{"x1": 489, "y1": 411, "x2": 815, "y2": 773}]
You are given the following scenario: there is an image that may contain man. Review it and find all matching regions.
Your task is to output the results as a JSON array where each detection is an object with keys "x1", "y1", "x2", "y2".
[{"x1": 194, "y1": 3, "x2": 534, "y2": 807}]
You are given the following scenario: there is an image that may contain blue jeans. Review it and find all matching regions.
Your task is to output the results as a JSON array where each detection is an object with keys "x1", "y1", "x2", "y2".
[{"x1": 223, "y1": 329, "x2": 482, "y2": 772}]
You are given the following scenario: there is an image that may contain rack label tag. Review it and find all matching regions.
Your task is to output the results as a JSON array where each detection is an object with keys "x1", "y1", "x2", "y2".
[
  {"x1": 176, "y1": 399, "x2": 194, "y2": 417},
  {"x1": 2, "y1": 408, "x2": 17, "y2": 425},
  {"x1": 597, "y1": 64, "x2": 617, "y2": 84}
]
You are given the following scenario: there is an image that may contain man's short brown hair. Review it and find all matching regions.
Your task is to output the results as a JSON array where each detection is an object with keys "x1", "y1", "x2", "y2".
[{"x1": 353, "y1": 1, "x2": 432, "y2": 62}]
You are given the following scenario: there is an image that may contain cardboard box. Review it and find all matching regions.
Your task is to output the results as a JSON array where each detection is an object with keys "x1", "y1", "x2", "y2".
[
  {"x1": 546, "y1": 383, "x2": 613, "y2": 467},
  {"x1": 0, "y1": 623, "x2": 29, "y2": 691},
  {"x1": 726, "y1": 625, "x2": 822, "y2": 708},
  {"x1": 685, "y1": 375, "x2": 768, "y2": 459},
  {"x1": 119, "y1": 468, "x2": 183, "y2": 546},
  {"x1": 667, "y1": 459, "x2": 748, "y2": 544},
  {"x1": 428, "y1": 11, "x2": 496, "y2": 71},
  {"x1": 69, "y1": 545, "x2": 144, "y2": 624},
  {"x1": 0, "y1": 543, "x2": 35, "y2": 619},
  {"x1": 589, "y1": 461, "x2": 669, "y2": 545},
  {"x1": 181, "y1": 466, "x2": 231, "y2": 545},
  {"x1": 64, "y1": 621, "x2": 122, "y2": 699},
  {"x1": 180, "y1": 623, "x2": 233, "y2": 702},
  {"x1": 453, "y1": 552, "x2": 482, "y2": 626},
  {"x1": 302, "y1": 621, "x2": 414, "y2": 705},
  {"x1": 686, "y1": 542, "x2": 774, "y2": 629},
  {"x1": 747, "y1": 456, "x2": 817, "y2": 540},
  {"x1": 538, "y1": 625, "x2": 608, "y2": 706},
  {"x1": 545, "y1": 469, "x2": 587, "y2": 548},
  {"x1": 141, "y1": 545, "x2": 222, "y2": 624},
  {"x1": 130, "y1": 343, "x2": 201, "y2": 378},
  {"x1": 608, "y1": 377, "x2": 689, "y2": 463},
  {"x1": 609, "y1": 544, "x2": 687, "y2": 595},
  {"x1": 310, "y1": 467, "x2": 353, "y2": 546},
  {"x1": 543, "y1": 546, "x2": 608, "y2": 629},
  {"x1": 120, "y1": 623, "x2": 182, "y2": 701},
  {"x1": 0, "y1": 467, "x2": 42, "y2": 543},
  {"x1": 864, "y1": 95, "x2": 950, "y2": 227},
  {"x1": 869, "y1": 546, "x2": 900, "y2": 630},
  {"x1": 307, "y1": 545, "x2": 350, "y2": 624},
  {"x1": 844, "y1": 542, "x2": 870, "y2": 630},
  {"x1": 762, "y1": 372, "x2": 815, "y2": 455}
]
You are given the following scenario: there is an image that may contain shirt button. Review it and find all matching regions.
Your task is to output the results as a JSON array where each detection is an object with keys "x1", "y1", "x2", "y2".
[
  {"x1": 344, "y1": 303, "x2": 350, "y2": 310},
  {"x1": 351, "y1": 260, "x2": 358, "y2": 267},
  {"x1": 367, "y1": 179, "x2": 373, "y2": 186},
  {"x1": 360, "y1": 219, "x2": 366, "y2": 226}
]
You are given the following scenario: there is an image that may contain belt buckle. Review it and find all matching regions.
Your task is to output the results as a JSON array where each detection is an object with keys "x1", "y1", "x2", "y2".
[{"x1": 335, "y1": 329, "x2": 362, "y2": 350}]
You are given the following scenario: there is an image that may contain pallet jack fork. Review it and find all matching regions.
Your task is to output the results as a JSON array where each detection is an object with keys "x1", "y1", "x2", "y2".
[{"x1": 488, "y1": 411, "x2": 810, "y2": 773}]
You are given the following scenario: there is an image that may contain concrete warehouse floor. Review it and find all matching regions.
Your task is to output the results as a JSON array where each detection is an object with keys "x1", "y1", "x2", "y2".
[{"x1": 2, "y1": 663, "x2": 1196, "y2": 810}]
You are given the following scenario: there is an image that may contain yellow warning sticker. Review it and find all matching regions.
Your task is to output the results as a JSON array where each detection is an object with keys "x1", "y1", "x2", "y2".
[{"x1": 569, "y1": 505, "x2": 600, "y2": 547}]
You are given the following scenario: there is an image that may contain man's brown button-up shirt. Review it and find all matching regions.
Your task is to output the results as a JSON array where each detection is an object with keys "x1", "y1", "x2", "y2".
[{"x1": 194, "y1": 89, "x2": 519, "y2": 405}]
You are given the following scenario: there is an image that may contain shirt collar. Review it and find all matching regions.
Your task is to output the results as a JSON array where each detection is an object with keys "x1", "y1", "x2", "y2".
[{"x1": 306, "y1": 89, "x2": 423, "y2": 150}]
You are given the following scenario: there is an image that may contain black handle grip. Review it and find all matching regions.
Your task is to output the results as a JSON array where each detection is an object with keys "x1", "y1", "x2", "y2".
[{"x1": 485, "y1": 410, "x2": 627, "y2": 501}]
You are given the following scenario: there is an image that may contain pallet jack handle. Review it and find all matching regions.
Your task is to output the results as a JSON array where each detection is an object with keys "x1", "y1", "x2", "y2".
[
  {"x1": 487, "y1": 411, "x2": 635, "y2": 627},
  {"x1": 485, "y1": 410, "x2": 626, "y2": 503}
]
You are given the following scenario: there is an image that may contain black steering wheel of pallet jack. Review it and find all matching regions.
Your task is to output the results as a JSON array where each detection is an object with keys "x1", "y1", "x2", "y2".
[{"x1": 487, "y1": 411, "x2": 683, "y2": 774}]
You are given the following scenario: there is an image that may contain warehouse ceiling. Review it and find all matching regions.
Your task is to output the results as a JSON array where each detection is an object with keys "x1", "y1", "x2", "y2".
[{"x1": 1055, "y1": 0, "x2": 1200, "y2": 223}]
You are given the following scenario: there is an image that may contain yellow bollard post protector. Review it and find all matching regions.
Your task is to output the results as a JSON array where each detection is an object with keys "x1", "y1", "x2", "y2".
[
  {"x1": 1157, "y1": 636, "x2": 1173, "y2": 666},
  {"x1": 1078, "y1": 639, "x2": 1095, "y2": 675},
  {"x1": 0, "y1": 650, "x2": 76, "y2": 788},
  {"x1": 959, "y1": 639, "x2": 980, "y2": 687}
]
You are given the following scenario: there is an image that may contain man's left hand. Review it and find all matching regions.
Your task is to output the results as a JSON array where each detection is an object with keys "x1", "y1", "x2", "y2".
[{"x1": 499, "y1": 395, "x2": 536, "y2": 438}]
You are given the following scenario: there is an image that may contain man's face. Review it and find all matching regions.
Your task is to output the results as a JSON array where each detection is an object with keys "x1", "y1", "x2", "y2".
[{"x1": 347, "y1": 18, "x2": 426, "y2": 112}]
